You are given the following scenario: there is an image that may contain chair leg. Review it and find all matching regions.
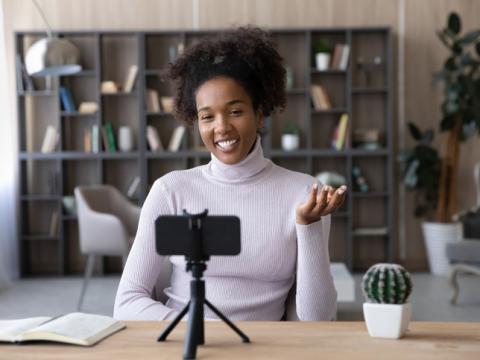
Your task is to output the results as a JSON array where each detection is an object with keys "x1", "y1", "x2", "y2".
[
  {"x1": 448, "y1": 264, "x2": 480, "y2": 305},
  {"x1": 77, "y1": 254, "x2": 96, "y2": 311},
  {"x1": 448, "y1": 266, "x2": 460, "y2": 305}
]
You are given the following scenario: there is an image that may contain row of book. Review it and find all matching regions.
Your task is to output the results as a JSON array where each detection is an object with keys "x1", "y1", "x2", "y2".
[
  {"x1": 330, "y1": 44, "x2": 350, "y2": 71},
  {"x1": 310, "y1": 84, "x2": 332, "y2": 110}
]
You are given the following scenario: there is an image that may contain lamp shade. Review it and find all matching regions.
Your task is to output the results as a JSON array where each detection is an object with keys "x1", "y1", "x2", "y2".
[{"x1": 25, "y1": 37, "x2": 82, "y2": 77}]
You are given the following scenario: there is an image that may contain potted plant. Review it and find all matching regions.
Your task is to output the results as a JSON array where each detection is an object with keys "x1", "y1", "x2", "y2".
[
  {"x1": 401, "y1": 12, "x2": 480, "y2": 275},
  {"x1": 313, "y1": 39, "x2": 331, "y2": 71},
  {"x1": 362, "y1": 263, "x2": 413, "y2": 339},
  {"x1": 281, "y1": 122, "x2": 300, "y2": 151}
]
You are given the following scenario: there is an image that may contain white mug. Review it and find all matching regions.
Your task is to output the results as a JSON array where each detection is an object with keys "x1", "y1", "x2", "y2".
[{"x1": 118, "y1": 126, "x2": 134, "y2": 152}]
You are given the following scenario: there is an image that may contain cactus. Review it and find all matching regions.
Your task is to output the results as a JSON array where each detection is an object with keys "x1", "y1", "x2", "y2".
[{"x1": 362, "y1": 263, "x2": 412, "y2": 304}]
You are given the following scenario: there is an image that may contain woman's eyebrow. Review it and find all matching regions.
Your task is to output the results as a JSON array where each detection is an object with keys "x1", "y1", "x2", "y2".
[{"x1": 197, "y1": 100, "x2": 245, "y2": 113}]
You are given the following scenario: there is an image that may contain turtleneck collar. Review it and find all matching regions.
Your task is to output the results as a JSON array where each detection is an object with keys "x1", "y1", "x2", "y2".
[{"x1": 205, "y1": 135, "x2": 270, "y2": 183}]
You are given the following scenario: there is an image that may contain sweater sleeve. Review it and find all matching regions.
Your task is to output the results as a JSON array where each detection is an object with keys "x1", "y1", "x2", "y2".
[
  {"x1": 295, "y1": 214, "x2": 337, "y2": 321},
  {"x1": 113, "y1": 179, "x2": 180, "y2": 321}
]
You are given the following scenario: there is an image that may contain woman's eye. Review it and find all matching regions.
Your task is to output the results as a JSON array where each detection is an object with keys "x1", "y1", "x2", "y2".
[
  {"x1": 230, "y1": 110, "x2": 242, "y2": 116},
  {"x1": 200, "y1": 115, "x2": 213, "y2": 121}
]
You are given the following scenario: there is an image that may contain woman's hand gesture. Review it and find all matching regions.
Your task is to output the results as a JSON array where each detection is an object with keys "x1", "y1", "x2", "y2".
[{"x1": 296, "y1": 184, "x2": 347, "y2": 225}]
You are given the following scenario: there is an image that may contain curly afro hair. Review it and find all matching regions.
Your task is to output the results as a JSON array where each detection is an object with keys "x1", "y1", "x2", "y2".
[{"x1": 166, "y1": 27, "x2": 287, "y2": 125}]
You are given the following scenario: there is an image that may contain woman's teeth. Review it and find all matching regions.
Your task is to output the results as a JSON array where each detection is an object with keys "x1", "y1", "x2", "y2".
[{"x1": 217, "y1": 139, "x2": 238, "y2": 149}]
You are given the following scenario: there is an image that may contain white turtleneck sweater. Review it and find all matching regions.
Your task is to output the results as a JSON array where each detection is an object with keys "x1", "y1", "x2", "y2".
[{"x1": 113, "y1": 137, "x2": 337, "y2": 321}]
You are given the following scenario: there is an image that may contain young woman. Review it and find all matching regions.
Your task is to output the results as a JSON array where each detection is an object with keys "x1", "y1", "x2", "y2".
[{"x1": 114, "y1": 27, "x2": 347, "y2": 321}]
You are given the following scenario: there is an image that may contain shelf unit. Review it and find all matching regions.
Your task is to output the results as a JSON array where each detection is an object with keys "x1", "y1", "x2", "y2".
[{"x1": 16, "y1": 28, "x2": 393, "y2": 276}]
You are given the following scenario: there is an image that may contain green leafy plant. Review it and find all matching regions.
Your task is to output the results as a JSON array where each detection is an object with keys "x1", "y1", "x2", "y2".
[
  {"x1": 400, "y1": 123, "x2": 441, "y2": 218},
  {"x1": 312, "y1": 39, "x2": 331, "y2": 54},
  {"x1": 282, "y1": 121, "x2": 300, "y2": 135},
  {"x1": 433, "y1": 12, "x2": 480, "y2": 222},
  {"x1": 401, "y1": 12, "x2": 480, "y2": 222},
  {"x1": 362, "y1": 263, "x2": 412, "y2": 304}
]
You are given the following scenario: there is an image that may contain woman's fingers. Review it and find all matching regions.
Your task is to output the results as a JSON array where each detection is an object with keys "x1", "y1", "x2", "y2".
[
  {"x1": 321, "y1": 185, "x2": 347, "y2": 214},
  {"x1": 303, "y1": 183, "x2": 318, "y2": 212}
]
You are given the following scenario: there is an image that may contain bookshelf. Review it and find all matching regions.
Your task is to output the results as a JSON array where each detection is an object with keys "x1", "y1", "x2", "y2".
[{"x1": 16, "y1": 28, "x2": 393, "y2": 276}]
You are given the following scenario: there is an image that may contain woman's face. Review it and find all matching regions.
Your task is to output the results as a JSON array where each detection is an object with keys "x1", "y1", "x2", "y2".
[{"x1": 195, "y1": 76, "x2": 263, "y2": 165}]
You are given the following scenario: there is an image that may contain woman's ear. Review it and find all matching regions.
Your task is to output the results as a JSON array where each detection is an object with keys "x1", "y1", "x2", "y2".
[{"x1": 256, "y1": 110, "x2": 264, "y2": 129}]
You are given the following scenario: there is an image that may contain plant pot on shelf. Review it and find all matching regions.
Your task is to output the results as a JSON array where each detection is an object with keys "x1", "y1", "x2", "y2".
[
  {"x1": 363, "y1": 303, "x2": 412, "y2": 339},
  {"x1": 315, "y1": 53, "x2": 330, "y2": 71},
  {"x1": 281, "y1": 134, "x2": 299, "y2": 151},
  {"x1": 422, "y1": 221, "x2": 462, "y2": 276}
]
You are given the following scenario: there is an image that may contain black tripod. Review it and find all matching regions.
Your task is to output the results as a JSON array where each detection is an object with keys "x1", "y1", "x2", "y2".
[{"x1": 157, "y1": 210, "x2": 250, "y2": 360}]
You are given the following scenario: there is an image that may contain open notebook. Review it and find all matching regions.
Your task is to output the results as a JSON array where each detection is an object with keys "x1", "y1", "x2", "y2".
[{"x1": 0, "y1": 312, "x2": 126, "y2": 346}]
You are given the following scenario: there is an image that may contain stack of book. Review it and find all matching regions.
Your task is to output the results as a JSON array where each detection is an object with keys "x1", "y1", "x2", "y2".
[
  {"x1": 83, "y1": 125, "x2": 100, "y2": 153},
  {"x1": 330, "y1": 44, "x2": 351, "y2": 70},
  {"x1": 310, "y1": 84, "x2": 332, "y2": 110},
  {"x1": 331, "y1": 114, "x2": 349, "y2": 151}
]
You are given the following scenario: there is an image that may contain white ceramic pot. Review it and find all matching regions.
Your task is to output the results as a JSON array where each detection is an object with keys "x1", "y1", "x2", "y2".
[
  {"x1": 315, "y1": 53, "x2": 331, "y2": 71},
  {"x1": 363, "y1": 302, "x2": 411, "y2": 339},
  {"x1": 118, "y1": 126, "x2": 134, "y2": 152},
  {"x1": 422, "y1": 222, "x2": 462, "y2": 276},
  {"x1": 281, "y1": 134, "x2": 299, "y2": 151}
]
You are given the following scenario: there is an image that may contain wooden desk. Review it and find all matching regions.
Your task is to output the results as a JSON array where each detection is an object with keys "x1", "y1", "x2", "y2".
[{"x1": 1, "y1": 321, "x2": 479, "y2": 359}]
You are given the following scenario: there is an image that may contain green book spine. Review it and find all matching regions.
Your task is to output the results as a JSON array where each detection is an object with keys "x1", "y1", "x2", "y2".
[{"x1": 105, "y1": 123, "x2": 117, "y2": 152}]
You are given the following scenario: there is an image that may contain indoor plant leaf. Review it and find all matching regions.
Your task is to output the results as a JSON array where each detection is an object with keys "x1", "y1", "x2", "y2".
[{"x1": 448, "y1": 12, "x2": 461, "y2": 35}]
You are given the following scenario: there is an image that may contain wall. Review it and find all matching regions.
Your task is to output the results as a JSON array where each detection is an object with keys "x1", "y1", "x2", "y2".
[{"x1": 4, "y1": 0, "x2": 480, "y2": 270}]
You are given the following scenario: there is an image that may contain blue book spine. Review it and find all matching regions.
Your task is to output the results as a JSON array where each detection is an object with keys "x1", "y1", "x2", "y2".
[{"x1": 60, "y1": 87, "x2": 75, "y2": 112}]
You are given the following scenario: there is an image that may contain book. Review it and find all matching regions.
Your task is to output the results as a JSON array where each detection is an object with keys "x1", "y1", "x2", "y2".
[
  {"x1": 0, "y1": 312, "x2": 125, "y2": 346},
  {"x1": 338, "y1": 45, "x2": 351, "y2": 71},
  {"x1": 59, "y1": 87, "x2": 76, "y2": 112},
  {"x1": 104, "y1": 123, "x2": 117, "y2": 152},
  {"x1": 335, "y1": 113, "x2": 349, "y2": 150},
  {"x1": 126, "y1": 176, "x2": 141, "y2": 198},
  {"x1": 310, "y1": 84, "x2": 332, "y2": 110},
  {"x1": 101, "y1": 127, "x2": 110, "y2": 151},
  {"x1": 49, "y1": 211, "x2": 59, "y2": 237},
  {"x1": 123, "y1": 65, "x2": 138, "y2": 92},
  {"x1": 330, "y1": 44, "x2": 344, "y2": 69},
  {"x1": 146, "y1": 125, "x2": 163, "y2": 151},
  {"x1": 84, "y1": 128, "x2": 92, "y2": 153},
  {"x1": 91, "y1": 125, "x2": 100, "y2": 153},
  {"x1": 145, "y1": 89, "x2": 160, "y2": 113},
  {"x1": 168, "y1": 125, "x2": 186, "y2": 152},
  {"x1": 40, "y1": 126, "x2": 58, "y2": 153}
]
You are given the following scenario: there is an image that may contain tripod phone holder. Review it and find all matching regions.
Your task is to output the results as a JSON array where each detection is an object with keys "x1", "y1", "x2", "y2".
[{"x1": 155, "y1": 210, "x2": 250, "y2": 360}]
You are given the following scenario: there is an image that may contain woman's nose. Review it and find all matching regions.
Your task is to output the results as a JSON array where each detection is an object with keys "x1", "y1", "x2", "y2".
[{"x1": 215, "y1": 115, "x2": 232, "y2": 133}]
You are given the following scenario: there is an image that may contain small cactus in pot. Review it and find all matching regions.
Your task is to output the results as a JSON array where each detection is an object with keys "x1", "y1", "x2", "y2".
[
  {"x1": 362, "y1": 263, "x2": 413, "y2": 339},
  {"x1": 362, "y1": 263, "x2": 412, "y2": 304}
]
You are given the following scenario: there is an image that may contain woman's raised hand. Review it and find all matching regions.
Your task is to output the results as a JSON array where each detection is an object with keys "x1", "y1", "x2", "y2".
[{"x1": 296, "y1": 184, "x2": 347, "y2": 225}]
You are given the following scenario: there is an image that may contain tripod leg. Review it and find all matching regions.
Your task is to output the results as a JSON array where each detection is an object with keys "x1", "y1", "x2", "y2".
[
  {"x1": 184, "y1": 297, "x2": 203, "y2": 359},
  {"x1": 157, "y1": 301, "x2": 190, "y2": 342},
  {"x1": 205, "y1": 299, "x2": 250, "y2": 343}
]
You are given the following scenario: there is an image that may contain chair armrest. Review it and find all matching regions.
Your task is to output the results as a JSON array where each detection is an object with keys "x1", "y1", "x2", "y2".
[{"x1": 78, "y1": 210, "x2": 130, "y2": 256}]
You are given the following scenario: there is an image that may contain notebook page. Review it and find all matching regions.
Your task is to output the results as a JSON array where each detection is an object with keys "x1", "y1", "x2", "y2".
[
  {"x1": 0, "y1": 317, "x2": 51, "y2": 340},
  {"x1": 24, "y1": 312, "x2": 119, "y2": 341}
]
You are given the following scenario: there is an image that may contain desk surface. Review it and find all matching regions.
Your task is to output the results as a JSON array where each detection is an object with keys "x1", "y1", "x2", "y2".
[{"x1": 1, "y1": 321, "x2": 479, "y2": 360}]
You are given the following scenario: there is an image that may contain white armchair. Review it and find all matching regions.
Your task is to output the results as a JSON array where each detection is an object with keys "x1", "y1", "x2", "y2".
[{"x1": 75, "y1": 184, "x2": 141, "y2": 310}]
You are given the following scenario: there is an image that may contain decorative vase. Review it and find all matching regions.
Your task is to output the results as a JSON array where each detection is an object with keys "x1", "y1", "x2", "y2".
[
  {"x1": 422, "y1": 222, "x2": 462, "y2": 276},
  {"x1": 363, "y1": 302, "x2": 411, "y2": 339},
  {"x1": 118, "y1": 126, "x2": 134, "y2": 152},
  {"x1": 281, "y1": 134, "x2": 299, "y2": 151},
  {"x1": 315, "y1": 53, "x2": 330, "y2": 71}
]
